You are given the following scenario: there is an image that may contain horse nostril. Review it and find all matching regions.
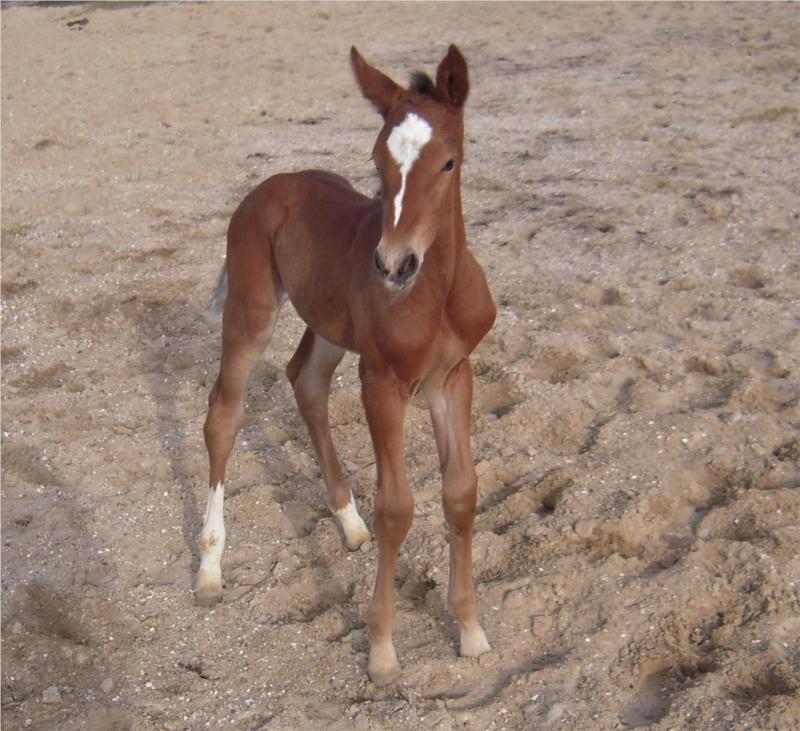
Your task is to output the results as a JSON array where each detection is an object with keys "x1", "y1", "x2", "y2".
[
  {"x1": 398, "y1": 252, "x2": 418, "y2": 280},
  {"x1": 373, "y1": 248, "x2": 389, "y2": 277}
]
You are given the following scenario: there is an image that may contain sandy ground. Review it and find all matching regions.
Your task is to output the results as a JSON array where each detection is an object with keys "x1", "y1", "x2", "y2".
[{"x1": 2, "y1": 2, "x2": 799, "y2": 729}]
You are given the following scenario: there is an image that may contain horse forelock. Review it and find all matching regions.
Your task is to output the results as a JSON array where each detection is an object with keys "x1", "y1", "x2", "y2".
[{"x1": 409, "y1": 71, "x2": 436, "y2": 99}]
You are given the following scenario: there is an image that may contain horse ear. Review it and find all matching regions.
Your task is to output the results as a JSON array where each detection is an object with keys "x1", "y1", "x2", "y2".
[
  {"x1": 435, "y1": 44, "x2": 469, "y2": 108},
  {"x1": 351, "y1": 47, "x2": 405, "y2": 118}
]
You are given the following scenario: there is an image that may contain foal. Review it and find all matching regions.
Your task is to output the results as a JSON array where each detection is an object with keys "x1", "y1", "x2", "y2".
[{"x1": 197, "y1": 45, "x2": 495, "y2": 685}]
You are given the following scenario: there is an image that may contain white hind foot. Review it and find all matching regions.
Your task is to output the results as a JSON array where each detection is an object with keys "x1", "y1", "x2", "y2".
[
  {"x1": 195, "y1": 483, "x2": 226, "y2": 606},
  {"x1": 335, "y1": 497, "x2": 371, "y2": 550},
  {"x1": 459, "y1": 624, "x2": 491, "y2": 657}
]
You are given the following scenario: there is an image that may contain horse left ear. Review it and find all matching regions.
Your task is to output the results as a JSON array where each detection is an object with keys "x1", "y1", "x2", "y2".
[
  {"x1": 351, "y1": 46, "x2": 405, "y2": 119},
  {"x1": 436, "y1": 44, "x2": 469, "y2": 108}
]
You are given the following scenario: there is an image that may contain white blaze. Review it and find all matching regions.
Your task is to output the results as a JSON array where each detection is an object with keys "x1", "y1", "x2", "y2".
[{"x1": 386, "y1": 113, "x2": 432, "y2": 227}]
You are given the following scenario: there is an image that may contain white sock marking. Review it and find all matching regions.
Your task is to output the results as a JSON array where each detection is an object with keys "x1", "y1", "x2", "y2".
[
  {"x1": 335, "y1": 496, "x2": 369, "y2": 547},
  {"x1": 198, "y1": 483, "x2": 226, "y2": 581},
  {"x1": 387, "y1": 113, "x2": 432, "y2": 226}
]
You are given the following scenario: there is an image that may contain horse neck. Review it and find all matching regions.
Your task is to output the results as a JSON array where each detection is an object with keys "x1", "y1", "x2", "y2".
[
  {"x1": 430, "y1": 172, "x2": 467, "y2": 285},
  {"x1": 452, "y1": 172, "x2": 468, "y2": 252}
]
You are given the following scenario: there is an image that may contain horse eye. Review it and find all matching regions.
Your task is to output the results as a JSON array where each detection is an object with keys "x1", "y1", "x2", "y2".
[{"x1": 442, "y1": 159, "x2": 455, "y2": 172}]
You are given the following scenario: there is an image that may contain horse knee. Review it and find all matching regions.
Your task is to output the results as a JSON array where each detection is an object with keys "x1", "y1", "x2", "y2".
[
  {"x1": 443, "y1": 474, "x2": 478, "y2": 532},
  {"x1": 374, "y1": 488, "x2": 414, "y2": 546}
]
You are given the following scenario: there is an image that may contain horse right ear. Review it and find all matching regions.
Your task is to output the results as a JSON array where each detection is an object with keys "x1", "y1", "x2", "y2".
[
  {"x1": 351, "y1": 47, "x2": 405, "y2": 119},
  {"x1": 436, "y1": 44, "x2": 469, "y2": 108}
]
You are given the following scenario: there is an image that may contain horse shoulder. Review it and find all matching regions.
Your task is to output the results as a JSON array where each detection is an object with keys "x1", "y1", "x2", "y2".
[{"x1": 445, "y1": 249, "x2": 496, "y2": 355}]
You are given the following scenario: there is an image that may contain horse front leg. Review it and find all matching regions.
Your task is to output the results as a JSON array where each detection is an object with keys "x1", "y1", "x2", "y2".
[
  {"x1": 360, "y1": 363, "x2": 414, "y2": 686},
  {"x1": 424, "y1": 359, "x2": 491, "y2": 657}
]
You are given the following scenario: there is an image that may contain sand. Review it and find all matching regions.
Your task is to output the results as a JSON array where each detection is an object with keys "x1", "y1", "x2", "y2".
[{"x1": 1, "y1": 2, "x2": 799, "y2": 729}]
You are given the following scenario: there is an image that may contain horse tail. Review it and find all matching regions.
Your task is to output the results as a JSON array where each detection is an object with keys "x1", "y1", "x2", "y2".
[{"x1": 209, "y1": 264, "x2": 228, "y2": 317}]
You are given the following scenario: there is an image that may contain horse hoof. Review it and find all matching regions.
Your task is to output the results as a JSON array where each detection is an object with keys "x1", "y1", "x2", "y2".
[
  {"x1": 460, "y1": 626, "x2": 491, "y2": 657},
  {"x1": 344, "y1": 526, "x2": 371, "y2": 551},
  {"x1": 368, "y1": 644, "x2": 400, "y2": 686},
  {"x1": 337, "y1": 501, "x2": 371, "y2": 551},
  {"x1": 195, "y1": 588, "x2": 223, "y2": 607},
  {"x1": 368, "y1": 662, "x2": 400, "y2": 687}
]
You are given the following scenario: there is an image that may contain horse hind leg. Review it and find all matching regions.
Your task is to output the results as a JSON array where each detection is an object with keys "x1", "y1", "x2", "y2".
[
  {"x1": 196, "y1": 277, "x2": 282, "y2": 606},
  {"x1": 286, "y1": 327, "x2": 370, "y2": 550}
]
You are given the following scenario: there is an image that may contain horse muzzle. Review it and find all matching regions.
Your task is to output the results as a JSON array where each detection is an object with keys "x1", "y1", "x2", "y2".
[{"x1": 373, "y1": 245, "x2": 420, "y2": 289}]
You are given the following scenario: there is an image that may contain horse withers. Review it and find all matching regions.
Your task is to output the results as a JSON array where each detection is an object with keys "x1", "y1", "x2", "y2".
[{"x1": 196, "y1": 45, "x2": 496, "y2": 686}]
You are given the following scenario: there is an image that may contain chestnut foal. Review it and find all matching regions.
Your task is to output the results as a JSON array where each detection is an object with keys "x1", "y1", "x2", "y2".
[{"x1": 197, "y1": 45, "x2": 495, "y2": 685}]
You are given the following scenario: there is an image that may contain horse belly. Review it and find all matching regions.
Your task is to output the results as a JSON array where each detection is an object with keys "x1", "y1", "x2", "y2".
[{"x1": 270, "y1": 229, "x2": 356, "y2": 349}]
